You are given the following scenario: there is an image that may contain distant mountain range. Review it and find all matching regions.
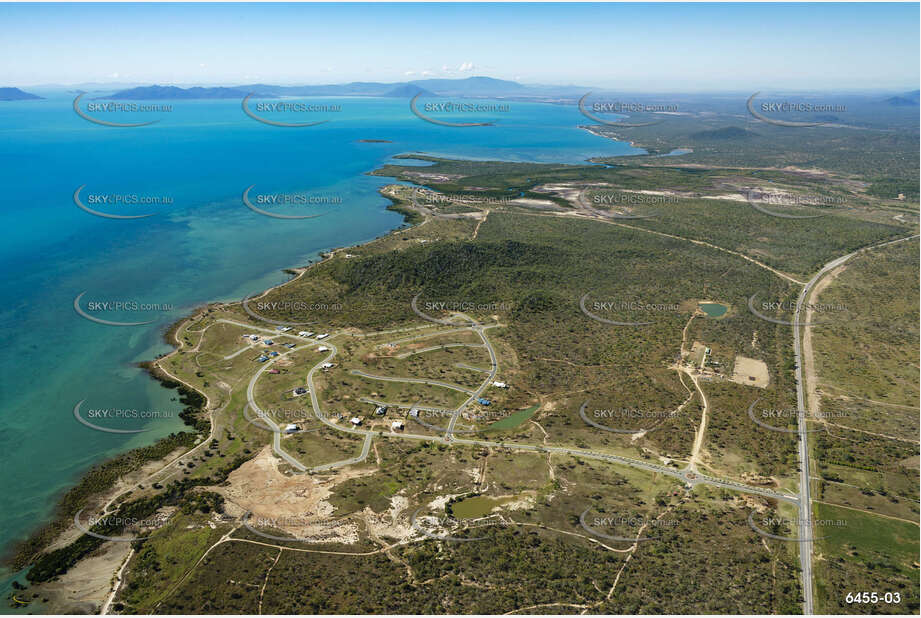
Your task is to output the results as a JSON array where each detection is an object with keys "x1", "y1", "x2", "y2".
[
  {"x1": 382, "y1": 83, "x2": 434, "y2": 98},
  {"x1": 0, "y1": 87, "x2": 43, "y2": 101},
  {"x1": 884, "y1": 89, "x2": 920, "y2": 106},
  {"x1": 4, "y1": 81, "x2": 919, "y2": 113},
  {"x1": 101, "y1": 85, "x2": 263, "y2": 100},
  {"x1": 91, "y1": 82, "x2": 921, "y2": 115},
  {"x1": 100, "y1": 77, "x2": 581, "y2": 101}
]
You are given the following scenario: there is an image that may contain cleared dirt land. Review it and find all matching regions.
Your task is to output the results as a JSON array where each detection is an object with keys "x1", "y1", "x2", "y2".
[{"x1": 730, "y1": 355, "x2": 770, "y2": 389}]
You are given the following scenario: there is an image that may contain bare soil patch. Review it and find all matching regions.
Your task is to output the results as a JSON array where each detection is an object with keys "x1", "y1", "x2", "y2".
[{"x1": 730, "y1": 355, "x2": 770, "y2": 389}]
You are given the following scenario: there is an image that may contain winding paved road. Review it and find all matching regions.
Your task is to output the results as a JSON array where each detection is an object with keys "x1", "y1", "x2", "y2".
[
  {"x1": 394, "y1": 342, "x2": 486, "y2": 358},
  {"x1": 444, "y1": 315, "x2": 499, "y2": 438},
  {"x1": 245, "y1": 345, "x2": 309, "y2": 472},
  {"x1": 243, "y1": 321, "x2": 800, "y2": 506},
  {"x1": 310, "y1": 433, "x2": 374, "y2": 472},
  {"x1": 349, "y1": 369, "x2": 476, "y2": 395},
  {"x1": 238, "y1": 305, "x2": 806, "y2": 527}
]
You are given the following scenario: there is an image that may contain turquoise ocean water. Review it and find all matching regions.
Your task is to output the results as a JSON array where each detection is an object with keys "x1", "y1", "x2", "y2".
[{"x1": 0, "y1": 93, "x2": 639, "y2": 581}]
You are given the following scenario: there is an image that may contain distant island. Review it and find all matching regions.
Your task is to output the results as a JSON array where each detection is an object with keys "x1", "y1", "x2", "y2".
[
  {"x1": 101, "y1": 76, "x2": 576, "y2": 101},
  {"x1": 102, "y1": 85, "x2": 273, "y2": 100},
  {"x1": 0, "y1": 87, "x2": 43, "y2": 101},
  {"x1": 357, "y1": 139, "x2": 393, "y2": 143}
]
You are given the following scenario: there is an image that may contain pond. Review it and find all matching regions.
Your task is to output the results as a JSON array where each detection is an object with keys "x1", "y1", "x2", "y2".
[
  {"x1": 699, "y1": 302, "x2": 728, "y2": 318},
  {"x1": 451, "y1": 495, "x2": 516, "y2": 519}
]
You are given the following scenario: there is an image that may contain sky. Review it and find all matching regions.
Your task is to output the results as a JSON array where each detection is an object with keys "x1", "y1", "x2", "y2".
[{"x1": 0, "y1": 2, "x2": 918, "y2": 91}]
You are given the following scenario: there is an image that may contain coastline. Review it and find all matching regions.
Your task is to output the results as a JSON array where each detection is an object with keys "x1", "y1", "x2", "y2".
[
  {"x1": 7, "y1": 134, "x2": 654, "y2": 586},
  {"x1": 6, "y1": 139, "x2": 640, "y2": 608},
  {"x1": 579, "y1": 124, "x2": 693, "y2": 159},
  {"x1": 4, "y1": 185, "x2": 423, "y2": 610},
  {"x1": 580, "y1": 124, "x2": 642, "y2": 150}
]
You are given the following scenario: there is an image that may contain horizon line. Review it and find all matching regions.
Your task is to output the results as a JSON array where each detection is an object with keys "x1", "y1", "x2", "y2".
[{"x1": 12, "y1": 77, "x2": 921, "y2": 95}]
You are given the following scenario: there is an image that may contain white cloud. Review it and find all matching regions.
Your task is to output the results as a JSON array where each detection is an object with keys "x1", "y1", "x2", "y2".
[{"x1": 458, "y1": 62, "x2": 475, "y2": 72}]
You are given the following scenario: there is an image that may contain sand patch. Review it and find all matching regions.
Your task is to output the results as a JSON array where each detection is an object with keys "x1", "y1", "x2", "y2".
[
  {"x1": 365, "y1": 494, "x2": 417, "y2": 542},
  {"x1": 216, "y1": 445, "x2": 373, "y2": 544},
  {"x1": 35, "y1": 541, "x2": 132, "y2": 614},
  {"x1": 730, "y1": 355, "x2": 770, "y2": 388},
  {"x1": 405, "y1": 171, "x2": 465, "y2": 182},
  {"x1": 463, "y1": 466, "x2": 482, "y2": 483},
  {"x1": 509, "y1": 198, "x2": 565, "y2": 210},
  {"x1": 502, "y1": 491, "x2": 536, "y2": 512},
  {"x1": 701, "y1": 193, "x2": 750, "y2": 203},
  {"x1": 427, "y1": 494, "x2": 462, "y2": 511}
]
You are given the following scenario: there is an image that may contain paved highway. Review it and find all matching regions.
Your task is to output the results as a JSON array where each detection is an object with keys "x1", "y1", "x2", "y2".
[{"x1": 791, "y1": 234, "x2": 918, "y2": 614}]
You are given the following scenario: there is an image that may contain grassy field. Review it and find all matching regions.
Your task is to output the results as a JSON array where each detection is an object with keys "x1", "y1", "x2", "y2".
[
  {"x1": 153, "y1": 540, "x2": 279, "y2": 614},
  {"x1": 804, "y1": 237, "x2": 920, "y2": 606},
  {"x1": 813, "y1": 502, "x2": 919, "y2": 615},
  {"x1": 113, "y1": 512, "x2": 229, "y2": 613},
  {"x1": 486, "y1": 404, "x2": 540, "y2": 430},
  {"x1": 810, "y1": 239, "x2": 919, "y2": 412}
]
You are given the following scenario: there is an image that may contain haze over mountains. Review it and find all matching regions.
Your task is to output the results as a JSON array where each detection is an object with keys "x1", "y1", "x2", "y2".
[
  {"x1": 884, "y1": 89, "x2": 920, "y2": 106},
  {"x1": 2, "y1": 79, "x2": 918, "y2": 114},
  {"x1": 66, "y1": 78, "x2": 921, "y2": 118},
  {"x1": 99, "y1": 76, "x2": 567, "y2": 100},
  {"x1": 0, "y1": 87, "x2": 44, "y2": 101}
]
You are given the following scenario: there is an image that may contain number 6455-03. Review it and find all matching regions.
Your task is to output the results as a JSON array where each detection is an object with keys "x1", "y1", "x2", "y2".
[{"x1": 845, "y1": 592, "x2": 901, "y2": 604}]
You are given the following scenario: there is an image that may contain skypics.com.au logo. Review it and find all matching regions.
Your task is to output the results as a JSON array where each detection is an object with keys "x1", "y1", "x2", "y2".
[
  {"x1": 242, "y1": 94, "x2": 341, "y2": 127},
  {"x1": 747, "y1": 92, "x2": 847, "y2": 128},
  {"x1": 410, "y1": 94, "x2": 508, "y2": 127}
]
